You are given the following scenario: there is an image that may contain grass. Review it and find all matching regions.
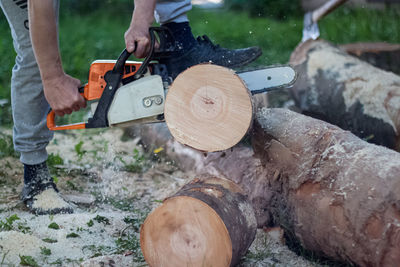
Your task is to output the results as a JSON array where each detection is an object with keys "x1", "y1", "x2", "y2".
[
  {"x1": 189, "y1": 6, "x2": 400, "y2": 65},
  {"x1": 0, "y1": 132, "x2": 19, "y2": 159},
  {"x1": 0, "y1": 214, "x2": 20, "y2": 231},
  {"x1": 19, "y1": 255, "x2": 39, "y2": 267}
]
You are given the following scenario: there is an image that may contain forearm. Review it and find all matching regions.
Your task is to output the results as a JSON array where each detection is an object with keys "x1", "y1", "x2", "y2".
[
  {"x1": 125, "y1": 0, "x2": 157, "y2": 55},
  {"x1": 131, "y1": 0, "x2": 156, "y2": 28},
  {"x1": 28, "y1": 0, "x2": 63, "y2": 81}
]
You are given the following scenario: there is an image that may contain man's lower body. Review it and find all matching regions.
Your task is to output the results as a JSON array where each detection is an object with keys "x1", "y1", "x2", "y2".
[
  {"x1": 0, "y1": 0, "x2": 73, "y2": 215},
  {"x1": 154, "y1": 0, "x2": 263, "y2": 79}
]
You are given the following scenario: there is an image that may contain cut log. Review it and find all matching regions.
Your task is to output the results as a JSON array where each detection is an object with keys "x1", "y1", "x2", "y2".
[
  {"x1": 164, "y1": 64, "x2": 253, "y2": 152},
  {"x1": 140, "y1": 176, "x2": 257, "y2": 267},
  {"x1": 340, "y1": 42, "x2": 400, "y2": 75},
  {"x1": 133, "y1": 107, "x2": 400, "y2": 266},
  {"x1": 289, "y1": 40, "x2": 400, "y2": 151}
]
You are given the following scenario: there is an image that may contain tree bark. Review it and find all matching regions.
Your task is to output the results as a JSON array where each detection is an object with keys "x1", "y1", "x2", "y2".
[
  {"x1": 289, "y1": 39, "x2": 400, "y2": 151},
  {"x1": 164, "y1": 64, "x2": 253, "y2": 152},
  {"x1": 133, "y1": 107, "x2": 400, "y2": 266},
  {"x1": 140, "y1": 176, "x2": 257, "y2": 267}
]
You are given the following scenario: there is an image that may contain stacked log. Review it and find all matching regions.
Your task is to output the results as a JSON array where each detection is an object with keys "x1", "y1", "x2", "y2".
[{"x1": 289, "y1": 40, "x2": 400, "y2": 151}]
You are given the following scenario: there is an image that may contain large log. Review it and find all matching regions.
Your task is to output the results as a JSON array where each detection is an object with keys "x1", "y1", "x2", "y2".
[
  {"x1": 133, "y1": 107, "x2": 400, "y2": 266},
  {"x1": 289, "y1": 40, "x2": 400, "y2": 151},
  {"x1": 253, "y1": 108, "x2": 400, "y2": 266},
  {"x1": 140, "y1": 176, "x2": 257, "y2": 267}
]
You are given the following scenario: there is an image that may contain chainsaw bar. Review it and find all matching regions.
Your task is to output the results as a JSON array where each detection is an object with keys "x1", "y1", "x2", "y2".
[{"x1": 238, "y1": 66, "x2": 297, "y2": 95}]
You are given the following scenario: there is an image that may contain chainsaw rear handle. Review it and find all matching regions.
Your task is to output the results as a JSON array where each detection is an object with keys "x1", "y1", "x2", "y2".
[{"x1": 46, "y1": 91, "x2": 87, "y2": 131}]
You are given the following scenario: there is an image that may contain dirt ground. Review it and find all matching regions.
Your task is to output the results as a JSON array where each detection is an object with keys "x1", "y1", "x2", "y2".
[{"x1": 0, "y1": 127, "x2": 322, "y2": 267}]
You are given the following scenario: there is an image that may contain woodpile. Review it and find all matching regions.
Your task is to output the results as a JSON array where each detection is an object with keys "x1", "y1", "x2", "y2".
[{"x1": 289, "y1": 40, "x2": 400, "y2": 151}]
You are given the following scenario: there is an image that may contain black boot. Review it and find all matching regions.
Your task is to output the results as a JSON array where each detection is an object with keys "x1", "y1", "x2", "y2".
[
  {"x1": 22, "y1": 162, "x2": 73, "y2": 215},
  {"x1": 157, "y1": 22, "x2": 262, "y2": 79}
]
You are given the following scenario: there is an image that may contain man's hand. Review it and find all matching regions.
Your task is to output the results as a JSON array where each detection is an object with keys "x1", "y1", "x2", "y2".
[
  {"x1": 42, "y1": 74, "x2": 86, "y2": 117},
  {"x1": 125, "y1": 0, "x2": 156, "y2": 58},
  {"x1": 125, "y1": 24, "x2": 151, "y2": 58}
]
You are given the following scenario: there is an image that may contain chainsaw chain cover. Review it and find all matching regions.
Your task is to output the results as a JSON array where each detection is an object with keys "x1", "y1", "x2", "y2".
[{"x1": 107, "y1": 75, "x2": 165, "y2": 126}]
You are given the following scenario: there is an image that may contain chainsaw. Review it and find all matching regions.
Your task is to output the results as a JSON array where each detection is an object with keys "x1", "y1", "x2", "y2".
[{"x1": 47, "y1": 27, "x2": 296, "y2": 131}]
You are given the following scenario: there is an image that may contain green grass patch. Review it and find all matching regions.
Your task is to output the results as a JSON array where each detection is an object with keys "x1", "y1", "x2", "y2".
[
  {"x1": 93, "y1": 215, "x2": 110, "y2": 225},
  {"x1": 66, "y1": 232, "x2": 80, "y2": 238},
  {"x1": 118, "y1": 148, "x2": 147, "y2": 173},
  {"x1": 0, "y1": 214, "x2": 19, "y2": 231},
  {"x1": 0, "y1": 132, "x2": 18, "y2": 159},
  {"x1": 48, "y1": 222, "x2": 60, "y2": 230},
  {"x1": 42, "y1": 238, "x2": 58, "y2": 243},
  {"x1": 87, "y1": 219, "x2": 94, "y2": 227},
  {"x1": 189, "y1": 6, "x2": 400, "y2": 65},
  {"x1": 47, "y1": 153, "x2": 64, "y2": 175},
  {"x1": 19, "y1": 255, "x2": 39, "y2": 267},
  {"x1": 40, "y1": 247, "x2": 52, "y2": 256}
]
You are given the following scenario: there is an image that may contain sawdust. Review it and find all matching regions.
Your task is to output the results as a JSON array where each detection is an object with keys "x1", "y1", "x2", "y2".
[
  {"x1": 239, "y1": 229, "x2": 318, "y2": 267},
  {"x1": 0, "y1": 231, "x2": 43, "y2": 265},
  {"x1": 0, "y1": 211, "x2": 129, "y2": 266},
  {"x1": 31, "y1": 188, "x2": 71, "y2": 210}
]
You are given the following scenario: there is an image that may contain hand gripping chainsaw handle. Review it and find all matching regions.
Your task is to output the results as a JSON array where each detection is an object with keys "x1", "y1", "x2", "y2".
[{"x1": 47, "y1": 27, "x2": 174, "y2": 131}]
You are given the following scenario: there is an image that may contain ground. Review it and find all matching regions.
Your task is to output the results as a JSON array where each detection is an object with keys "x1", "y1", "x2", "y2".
[{"x1": 0, "y1": 127, "x2": 321, "y2": 267}]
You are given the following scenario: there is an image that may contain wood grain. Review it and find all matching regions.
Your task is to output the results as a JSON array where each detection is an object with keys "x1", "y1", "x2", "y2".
[
  {"x1": 140, "y1": 196, "x2": 232, "y2": 267},
  {"x1": 164, "y1": 64, "x2": 253, "y2": 152}
]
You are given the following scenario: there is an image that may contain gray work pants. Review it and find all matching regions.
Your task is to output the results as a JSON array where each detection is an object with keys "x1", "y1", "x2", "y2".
[
  {"x1": 0, "y1": 0, "x2": 190, "y2": 165},
  {"x1": 0, "y1": 0, "x2": 59, "y2": 165},
  {"x1": 155, "y1": 0, "x2": 192, "y2": 24}
]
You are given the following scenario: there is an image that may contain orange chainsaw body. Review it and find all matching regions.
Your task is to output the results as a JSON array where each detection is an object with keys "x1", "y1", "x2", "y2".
[{"x1": 83, "y1": 60, "x2": 143, "y2": 101}]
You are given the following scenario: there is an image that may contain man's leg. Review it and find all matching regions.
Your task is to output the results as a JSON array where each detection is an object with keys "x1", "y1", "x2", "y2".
[
  {"x1": 0, "y1": 0, "x2": 73, "y2": 215},
  {"x1": 154, "y1": 0, "x2": 262, "y2": 79}
]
